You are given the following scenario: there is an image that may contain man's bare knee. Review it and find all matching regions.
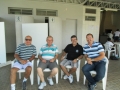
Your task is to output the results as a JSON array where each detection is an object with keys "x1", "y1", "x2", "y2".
[
  {"x1": 11, "y1": 68, "x2": 19, "y2": 73},
  {"x1": 26, "y1": 66, "x2": 32, "y2": 72},
  {"x1": 52, "y1": 68, "x2": 58, "y2": 74}
]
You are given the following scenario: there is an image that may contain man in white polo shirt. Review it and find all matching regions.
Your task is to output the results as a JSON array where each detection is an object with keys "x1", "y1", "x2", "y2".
[
  {"x1": 37, "y1": 36, "x2": 58, "y2": 90},
  {"x1": 10, "y1": 35, "x2": 37, "y2": 90},
  {"x1": 114, "y1": 29, "x2": 120, "y2": 42}
]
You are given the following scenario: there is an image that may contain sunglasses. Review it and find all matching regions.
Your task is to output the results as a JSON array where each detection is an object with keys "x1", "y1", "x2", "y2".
[{"x1": 25, "y1": 39, "x2": 32, "y2": 41}]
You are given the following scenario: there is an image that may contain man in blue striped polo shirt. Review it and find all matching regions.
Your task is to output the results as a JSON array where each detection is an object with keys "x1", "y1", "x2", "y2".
[
  {"x1": 10, "y1": 35, "x2": 37, "y2": 90},
  {"x1": 37, "y1": 36, "x2": 58, "y2": 90},
  {"x1": 82, "y1": 33, "x2": 106, "y2": 90}
]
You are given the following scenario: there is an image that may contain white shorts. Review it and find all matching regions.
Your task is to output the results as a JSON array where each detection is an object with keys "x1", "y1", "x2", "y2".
[{"x1": 12, "y1": 61, "x2": 32, "y2": 70}]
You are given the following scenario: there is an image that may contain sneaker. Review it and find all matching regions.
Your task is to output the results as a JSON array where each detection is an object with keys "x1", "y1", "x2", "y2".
[
  {"x1": 89, "y1": 84, "x2": 96, "y2": 90},
  {"x1": 22, "y1": 81, "x2": 26, "y2": 90},
  {"x1": 63, "y1": 75, "x2": 68, "y2": 79},
  {"x1": 68, "y1": 74, "x2": 73, "y2": 83},
  {"x1": 11, "y1": 86, "x2": 15, "y2": 90},
  {"x1": 47, "y1": 77, "x2": 54, "y2": 85},
  {"x1": 38, "y1": 82, "x2": 46, "y2": 89}
]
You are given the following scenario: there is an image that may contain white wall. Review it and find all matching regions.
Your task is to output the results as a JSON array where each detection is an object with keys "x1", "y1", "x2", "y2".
[
  {"x1": 0, "y1": 22, "x2": 6, "y2": 63},
  {"x1": 22, "y1": 23, "x2": 48, "y2": 57},
  {"x1": 0, "y1": 0, "x2": 83, "y2": 53},
  {"x1": 62, "y1": 19, "x2": 77, "y2": 49},
  {"x1": 15, "y1": 15, "x2": 34, "y2": 47},
  {"x1": 81, "y1": 6, "x2": 100, "y2": 46}
]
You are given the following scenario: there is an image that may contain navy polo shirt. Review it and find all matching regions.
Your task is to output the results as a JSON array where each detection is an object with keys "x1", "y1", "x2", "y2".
[{"x1": 64, "y1": 44, "x2": 83, "y2": 60}]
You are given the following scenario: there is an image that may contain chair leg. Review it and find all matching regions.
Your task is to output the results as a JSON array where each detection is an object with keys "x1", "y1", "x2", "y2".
[
  {"x1": 56, "y1": 72, "x2": 58, "y2": 84},
  {"x1": 83, "y1": 75, "x2": 86, "y2": 85},
  {"x1": 102, "y1": 77, "x2": 106, "y2": 90},
  {"x1": 37, "y1": 74, "x2": 40, "y2": 85},
  {"x1": 61, "y1": 70, "x2": 64, "y2": 79},
  {"x1": 76, "y1": 68, "x2": 80, "y2": 82},
  {"x1": 19, "y1": 72, "x2": 21, "y2": 79},
  {"x1": 30, "y1": 71, "x2": 33, "y2": 85},
  {"x1": 108, "y1": 51, "x2": 111, "y2": 59}
]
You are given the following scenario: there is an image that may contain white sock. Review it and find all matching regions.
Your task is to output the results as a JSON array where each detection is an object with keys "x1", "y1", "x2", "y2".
[
  {"x1": 23, "y1": 77, "x2": 27, "y2": 82},
  {"x1": 11, "y1": 84, "x2": 15, "y2": 90}
]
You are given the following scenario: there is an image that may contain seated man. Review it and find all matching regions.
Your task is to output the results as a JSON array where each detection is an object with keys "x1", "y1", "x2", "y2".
[
  {"x1": 10, "y1": 35, "x2": 37, "y2": 90},
  {"x1": 105, "y1": 38, "x2": 115, "y2": 50},
  {"x1": 60, "y1": 35, "x2": 83, "y2": 83},
  {"x1": 82, "y1": 33, "x2": 106, "y2": 90},
  {"x1": 37, "y1": 36, "x2": 58, "y2": 90}
]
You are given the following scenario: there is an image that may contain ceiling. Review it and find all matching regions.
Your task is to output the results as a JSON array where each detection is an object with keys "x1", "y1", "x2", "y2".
[{"x1": 90, "y1": 0, "x2": 120, "y2": 3}]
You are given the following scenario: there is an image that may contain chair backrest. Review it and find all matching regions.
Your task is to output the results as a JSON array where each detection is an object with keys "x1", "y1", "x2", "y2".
[{"x1": 104, "y1": 44, "x2": 110, "y2": 51}]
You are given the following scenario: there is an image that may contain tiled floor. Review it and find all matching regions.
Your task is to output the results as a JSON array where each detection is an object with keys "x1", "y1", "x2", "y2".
[{"x1": 2, "y1": 53, "x2": 120, "y2": 90}]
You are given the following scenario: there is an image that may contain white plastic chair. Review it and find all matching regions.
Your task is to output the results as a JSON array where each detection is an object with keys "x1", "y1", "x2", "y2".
[
  {"x1": 83, "y1": 57, "x2": 109, "y2": 90},
  {"x1": 61, "y1": 60, "x2": 81, "y2": 82},
  {"x1": 37, "y1": 59, "x2": 58, "y2": 85},
  {"x1": 11, "y1": 59, "x2": 34, "y2": 85},
  {"x1": 104, "y1": 44, "x2": 116, "y2": 59}
]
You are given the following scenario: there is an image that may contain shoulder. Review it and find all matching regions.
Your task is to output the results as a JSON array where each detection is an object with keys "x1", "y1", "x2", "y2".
[
  {"x1": 17, "y1": 43, "x2": 25, "y2": 47},
  {"x1": 66, "y1": 44, "x2": 72, "y2": 47},
  {"x1": 77, "y1": 44, "x2": 83, "y2": 48},
  {"x1": 30, "y1": 44, "x2": 36, "y2": 48}
]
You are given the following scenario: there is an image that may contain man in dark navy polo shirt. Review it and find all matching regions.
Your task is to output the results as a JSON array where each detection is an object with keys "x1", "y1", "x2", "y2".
[{"x1": 60, "y1": 35, "x2": 83, "y2": 83}]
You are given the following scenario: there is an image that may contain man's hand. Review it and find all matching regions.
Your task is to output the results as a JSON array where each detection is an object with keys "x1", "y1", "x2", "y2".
[
  {"x1": 73, "y1": 59, "x2": 77, "y2": 63},
  {"x1": 50, "y1": 58, "x2": 55, "y2": 62},
  {"x1": 20, "y1": 60, "x2": 28, "y2": 64},
  {"x1": 86, "y1": 58, "x2": 92, "y2": 65},
  {"x1": 42, "y1": 59, "x2": 46, "y2": 63},
  {"x1": 61, "y1": 56, "x2": 65, "y2": 61}
]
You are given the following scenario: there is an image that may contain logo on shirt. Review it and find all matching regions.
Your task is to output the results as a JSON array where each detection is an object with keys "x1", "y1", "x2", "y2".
[{"x1": 76, "y1": 50, "x2": 79, "y2": 53}]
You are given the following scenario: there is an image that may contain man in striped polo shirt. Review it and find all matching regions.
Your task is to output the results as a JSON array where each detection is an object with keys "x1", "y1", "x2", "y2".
[
  {"x1": 37, "y1": 36, "x2": 58, "y2": 90},
  {"x1": 82, "y1": 33, "x2": 106, "y2": 90},
  {"x1": 10, "y1": 36, "x2": 37, "y2": 90}
]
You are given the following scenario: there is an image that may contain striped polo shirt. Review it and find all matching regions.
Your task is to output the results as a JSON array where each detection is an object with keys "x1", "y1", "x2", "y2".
[
  {"x1": 15, "y1": 43, "x2": 37, "y2": 60},
  {"x1": 40, "y1": 44, "x2": 59, "y2": 60},
  {"x1": 83, "y1": 42, "x2": 106, "y2": 62}
]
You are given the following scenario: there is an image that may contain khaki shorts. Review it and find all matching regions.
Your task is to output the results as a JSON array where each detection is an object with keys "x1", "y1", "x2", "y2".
[
  {"x1": 60, "y1": 59, "x2": 78, "y2": 68},
  {"x1": 38, "y1": 60, "x2": 58, "y2": 70}
]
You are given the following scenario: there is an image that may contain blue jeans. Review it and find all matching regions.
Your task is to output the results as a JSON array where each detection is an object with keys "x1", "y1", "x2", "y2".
[{"x1": 82, "y1": 61, "x2": 106, "y2": 85}]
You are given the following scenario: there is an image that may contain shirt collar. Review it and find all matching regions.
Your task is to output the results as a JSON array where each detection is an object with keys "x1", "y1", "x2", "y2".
[{"x1": 46, "y1": 44, "x2": 53, "y2": 47}]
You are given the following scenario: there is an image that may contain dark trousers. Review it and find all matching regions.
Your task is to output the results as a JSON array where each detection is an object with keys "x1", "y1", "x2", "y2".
[{"x1": 82, "y1": 61, "x2": 106, "y2": 85}]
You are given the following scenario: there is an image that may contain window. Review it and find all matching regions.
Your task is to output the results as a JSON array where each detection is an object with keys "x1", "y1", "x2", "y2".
[
  {"x1": 36, "y1": 9, "x2": 58, "y2": 16},
  {"x1": 85, "y1": 8, "x2": 96, "y2": 14},
  {"x1": 85, "y1": 16, "x2": 96, "y2": 21},
  {"x1": 8, "y1": 7, "x2": 33, "y2": 15}
]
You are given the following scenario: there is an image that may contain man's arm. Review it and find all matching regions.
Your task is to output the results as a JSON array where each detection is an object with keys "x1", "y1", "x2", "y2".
[
  {"x1": 61, "y1": 51, "x2": 67, "y2": 60},
  {"x1": 14, "y1": 54, "x2": 22, "y2": 61},
  {"x1": 28, "y1": 55, "x2": 35, "y2": 61},
  {"x1": 38, "y1": 54, "x2": 44, "y2": 61},
  {"x1": 14, "y1": 54, "x2": 27, "y2": 64},
  {"x1": 50, "y1": 54, "x2": 58, "y2": 62},
  {"x1": 91, "y1": 52, "x2": 105, "y2": 61}
]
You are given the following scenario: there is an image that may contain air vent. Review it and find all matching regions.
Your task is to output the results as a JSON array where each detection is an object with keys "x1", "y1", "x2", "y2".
[
  {"x1": 8, "y1": 7, "x2": 33, "y2": 15},
  {"x1": 36, "y1": 9, "x2": 57, "y2": 16}
]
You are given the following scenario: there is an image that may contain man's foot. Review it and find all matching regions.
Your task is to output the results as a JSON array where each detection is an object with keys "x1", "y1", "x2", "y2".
[
  {"x1": 89, "y1": 84, "x2": 97, "y2": 90},
  {"x1": 68, "y1": 74, "x2": 73, "y2": 83},
  {"x1": 63, "y1": 75, "x2": 68, "y2": 79},
  {"x1": 38, "y1": 82, "x2": 46, "y2": 89},
  {"x1": 47, "y1": 77, "x2": 54, "y2": 85},
  {"x1": 22, "y1": 81, "x2": 27, "y2": 90}
]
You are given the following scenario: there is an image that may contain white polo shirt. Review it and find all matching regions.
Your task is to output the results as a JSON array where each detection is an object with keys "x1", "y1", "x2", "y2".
[
  {"x1": 114, "y1": 31, "x2": 120, "y2": 36},
  {"x1": 105, "y1": 41, "x2": 114, "y2": 50}
]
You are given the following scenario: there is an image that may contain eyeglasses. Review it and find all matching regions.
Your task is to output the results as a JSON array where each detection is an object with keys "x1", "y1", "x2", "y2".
[{"x1": 25, "y1": 39, "x2": 32, "y2": 41}]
